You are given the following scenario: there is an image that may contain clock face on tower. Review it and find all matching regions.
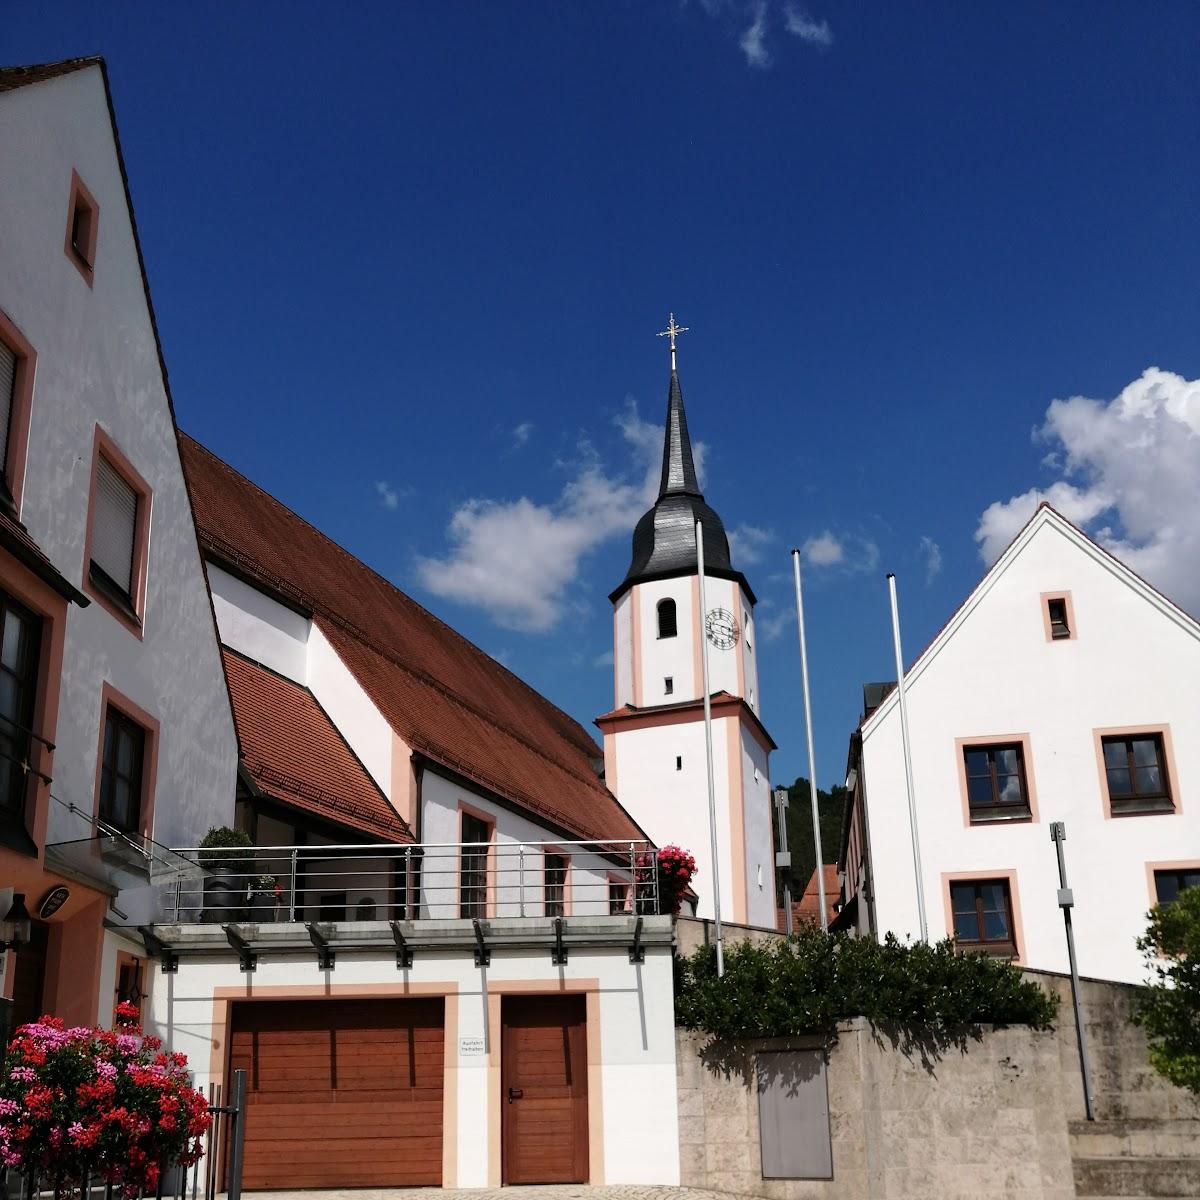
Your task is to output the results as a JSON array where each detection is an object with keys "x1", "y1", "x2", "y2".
[{"x1": 705, "y1": 607, "x2": 740, "y2": 650}]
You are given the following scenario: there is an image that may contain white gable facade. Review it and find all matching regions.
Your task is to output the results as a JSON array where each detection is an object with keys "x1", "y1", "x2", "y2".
[{"x1": 854, "y1": 506, "x2": 1200, "y2": 984}]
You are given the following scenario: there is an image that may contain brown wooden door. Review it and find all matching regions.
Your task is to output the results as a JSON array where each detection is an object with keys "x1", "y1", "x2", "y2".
[
  {"x1": 10, "y1": 921, "x2": 48, "y2": 1030},
  {"x1": 229, "y1": 998, "x2": 444, "y2": 1188},
  {"x1": 501, "y1": 993, "x2": 588, "y2": 1184}
]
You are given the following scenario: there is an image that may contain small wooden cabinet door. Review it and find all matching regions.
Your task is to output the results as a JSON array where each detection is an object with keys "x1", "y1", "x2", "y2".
[{"x1": 501, "y1": 993, "x2": 589, "y2": 1184}]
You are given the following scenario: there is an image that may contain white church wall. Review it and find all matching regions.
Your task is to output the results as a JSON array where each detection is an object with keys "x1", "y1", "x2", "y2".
[
  {"x1": 146, "y1": 935, "x2": 680, "y2": 1187},
  {"x1": 700, "y1": 576, "x2": 743, "y2": 699},
  {"x1": 305, "y1": 623, "x2": 395, "y2": 799},
  {"x1": 636, "y1": 576, "x2": 699, "y2": 704},
  {"x1": 420, "y1": 771, "x2": 620, "y2": 918},
  {"x1": 737, "y1": 585, "x2": 761, "y2": 714},
  {"x1": 207, "y1": 563, "x2": 311, "y2": 683},
  {"x1": 861, "y1": 512, "x2": 1200, "y2": 984},
  {"x1": 614, "y1": 589, "x2": 633, "y2": 707},
  {"x1": 607, "y1": 716, "x2": 737, "y2": 922},
  {"x1": 739, "y1": 727, "x2": 777, "y2": 927}
]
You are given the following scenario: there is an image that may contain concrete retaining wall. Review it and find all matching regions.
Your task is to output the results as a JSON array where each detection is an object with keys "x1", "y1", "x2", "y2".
[{"x1": 675, "y1": 920, "x2": 1200, "y2": 1198}]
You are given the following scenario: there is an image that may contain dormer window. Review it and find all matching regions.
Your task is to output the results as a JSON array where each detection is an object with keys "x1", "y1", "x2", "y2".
[{"x1": 657, "y1": 598, "x2": 677, "y2": 639}]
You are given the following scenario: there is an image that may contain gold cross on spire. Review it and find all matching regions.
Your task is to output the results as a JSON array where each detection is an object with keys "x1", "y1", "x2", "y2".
[{"x1": 657, "y1": 312, "x2": 689, "y2": 370}]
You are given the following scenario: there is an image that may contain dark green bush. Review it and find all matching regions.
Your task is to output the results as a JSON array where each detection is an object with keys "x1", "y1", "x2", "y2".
[
  {"x1": 1131, "y1": 885, "x2": 1200, "y2": 1094},
  {"x1": 675, "y1": 929, "x2": 1058, "y2": 1045},
  {"x1": 197, "y1": 825, "x2": 254, "y2": 869}
]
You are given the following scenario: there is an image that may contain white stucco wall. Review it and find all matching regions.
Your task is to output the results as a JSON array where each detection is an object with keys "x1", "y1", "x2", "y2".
[
  {"x1": 146, "y1": 940, "x2": 680, "y2": 1187},
  {"x1": 606, "y1": 716, "x2": 740, "y2": 922},
  {"x1": 739, "y1": 727, "x2": 776, "y2": 926},
  {"x1": 0, "y1": 67, "x2": 236, "y2": 851},
  {"x1": 861, "y1": 512, "x2": 1200, "y2": 983},
  {"x1": 613, "y1": 590, "x2": 633, "y2": 708},
  {"x1": 635, "y1": 577, "x2": 699, "y2": 704},
  {"x1": 305, "y1": 623, "x2": 395, "y2": 798},
  {"x1": 420, "y1": 771, "x2": 626, "y2": 918},
  {"x1": 208, "y1": 564, "x2": 310, "y2": 683}
]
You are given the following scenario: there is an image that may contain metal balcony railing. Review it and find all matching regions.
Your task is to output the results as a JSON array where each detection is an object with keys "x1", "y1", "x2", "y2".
[{"x1": 159, "y1": 839, "x2": 660, "y2": 924}]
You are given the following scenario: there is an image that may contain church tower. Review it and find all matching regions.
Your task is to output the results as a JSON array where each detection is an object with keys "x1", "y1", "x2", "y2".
[{"x1": 597, "y1": 321, "x2": 778, "y2": 927}]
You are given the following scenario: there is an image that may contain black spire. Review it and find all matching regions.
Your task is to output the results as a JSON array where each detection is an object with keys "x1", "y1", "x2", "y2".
[
  {"x1": 658, "y1": 371, "x2": 702, "y2": 497},
  {"x1": 610, "y1": 367, "x2": 755, "y2": 604}
]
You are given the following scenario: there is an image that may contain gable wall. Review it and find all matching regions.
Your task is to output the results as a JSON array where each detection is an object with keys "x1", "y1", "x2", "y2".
[
  {"x1": 0, "y1": 68, "x2": 236, "y2": 854},
  {"x1": 861, "y1": 516, "x2": 1200, "y2": 981}
]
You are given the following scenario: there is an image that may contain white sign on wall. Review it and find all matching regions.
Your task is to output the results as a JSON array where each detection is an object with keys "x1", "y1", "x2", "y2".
[{"x1": 459, "y1": 1036, "x2": 485, "y2": 1058}]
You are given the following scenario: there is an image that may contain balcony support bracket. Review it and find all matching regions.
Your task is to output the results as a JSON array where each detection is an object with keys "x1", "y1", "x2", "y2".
[
  {"x1": 551, "y1": 916, "x2": 568, "y2": 966},
  {"x1": 629, "y1": 915, "x2": 645, "y2": 964},
  {"x1": 139, "y1": 925, "x2": 178, "y2": 974},
  {"x1": 223, "y1": 924, "x2": 257, "y2": 973},
  {"x1": 306, "y1": 922, "x2": 335, "y2": 970},
  {"x1": 472, "y1": 917, "x2": 491, "y2": 967},
  {"x1": 390, "y1": 920, "x2": 415, "y2": 969}
]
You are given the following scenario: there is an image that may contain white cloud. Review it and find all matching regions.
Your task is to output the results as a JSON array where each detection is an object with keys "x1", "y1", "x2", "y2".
[
  {"x1": 919, "y1": 536, "x2": 943, "y2": 585},
  {"x1": 728, "y1": 522, "x2": 773, "y2": 565},
  {"x1": 783, "y1": 4, "x2": 832, "y2": 46},
  {"x1": 803, "y1": 530, "x2": 843, "y2": 566},
  {"x1": 375, "y1": 480, "x2": 401, "y2": 510},
  {"x1": 593, "y1": 650, "x2": 614, "y2": 668},
  {"x1": 511, "y1": 421, "x2": 533, "y2": 450},
  {"x1": 417, "y1": 404, "x2": 668, "y2": 632},
  {"x1": 760, "y1": 602, "x2": 794, "y2": 643},
  {"x1": 801, "y1": 529, "x2": 879, "y2": 573},
  {"x1": 975, "y1": 367, "x2": 1200, "y2": 614},
  {"x1": 739, "y1": 2, "x2": 771, "y2": 68}
]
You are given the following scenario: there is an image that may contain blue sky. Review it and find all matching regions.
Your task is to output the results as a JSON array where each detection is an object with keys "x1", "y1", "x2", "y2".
[{"x1": 8, "y1": 3, "x2": 1200, "y2": 790}]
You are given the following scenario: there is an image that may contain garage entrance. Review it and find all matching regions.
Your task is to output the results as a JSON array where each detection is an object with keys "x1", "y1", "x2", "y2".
[{"x1": 229, "y1": 997, "x2": 444, "y2": 1188}]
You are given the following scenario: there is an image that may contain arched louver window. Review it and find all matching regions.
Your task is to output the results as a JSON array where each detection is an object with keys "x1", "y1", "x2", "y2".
[{"x1": 657, "y1": 598, "x2": 678, "y2": 639}]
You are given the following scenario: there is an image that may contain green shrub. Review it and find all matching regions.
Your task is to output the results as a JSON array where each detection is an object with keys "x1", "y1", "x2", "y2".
[
  {"x1": 1131, "y1": 885, "x2": 1200, "y2": 1094},
  {"x1": 197, "y1": 825, "x2": 254, "y2": 870},
  {"x1": 675, "y1": 929, "x2": 1057, "y2": 1047}
]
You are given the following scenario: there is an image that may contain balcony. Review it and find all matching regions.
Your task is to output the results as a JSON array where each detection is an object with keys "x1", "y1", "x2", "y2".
[{"x1": 137, "y1": 840, "x2": 669, "y2": 969}]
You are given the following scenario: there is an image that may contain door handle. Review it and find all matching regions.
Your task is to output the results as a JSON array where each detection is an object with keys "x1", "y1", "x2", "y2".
[{"x1": 507, "y1": 1087, "x2": 523, "y2": 1102}]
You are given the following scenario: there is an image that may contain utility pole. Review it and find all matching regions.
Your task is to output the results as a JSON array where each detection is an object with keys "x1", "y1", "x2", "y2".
[
  {"x1": 1050, "y1": 821, "x2": 1095, "y2": 1120},
  {"x1": 775, "y1": 786, "x2": 793, "y2": 936}
]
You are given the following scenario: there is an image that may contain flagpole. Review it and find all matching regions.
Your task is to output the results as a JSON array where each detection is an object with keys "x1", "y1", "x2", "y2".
[
  {"x1": 791, "y1": 549, "x2": 828, "y2": 931},
  {"x1": 887, "y1": 572, "x2": 928, "y2": 943},
  {"x1": 696, "y1": 520, "x2": 724, "y2": 976}
]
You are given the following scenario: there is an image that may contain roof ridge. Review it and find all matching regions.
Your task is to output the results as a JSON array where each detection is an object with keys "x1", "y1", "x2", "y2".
[
  {"x1": 182, "y1": 433, "x2": 599, "y2": 754},
  {"x1": 0, "y1": 57, "x2": 103, "y2": 93}
]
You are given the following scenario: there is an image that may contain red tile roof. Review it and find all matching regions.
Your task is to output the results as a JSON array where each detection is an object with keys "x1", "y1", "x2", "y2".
[
  {"x1": 182, "y1": 436, "x2": 648, "y2": 845},
  {"x1": 223, "y1": 647, "x2": 411, "y2": 843},
  {"x1": 779, "y1": 862, "x2": 839, "y2": 930}
]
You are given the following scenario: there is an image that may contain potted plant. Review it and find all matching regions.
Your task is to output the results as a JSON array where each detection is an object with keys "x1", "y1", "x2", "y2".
[
  {"x1": 197, "y1": 826, "x2": 253, "y2": 922},
  {"x1": 637, "y1": 844, "x2": 697, "y2": 915},
  {"x1": 247, "y1": 874, "x2": 283, "y2": 921}
]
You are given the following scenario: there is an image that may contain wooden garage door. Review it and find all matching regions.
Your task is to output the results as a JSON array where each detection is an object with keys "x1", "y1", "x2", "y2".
[{"x1": 229, "y1": 998, "x2": 444, "y2": 1189}]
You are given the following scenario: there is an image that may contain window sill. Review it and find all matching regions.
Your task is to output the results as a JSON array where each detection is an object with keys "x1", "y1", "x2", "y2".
[
  {"x1": 956, "y1": 942, "x2": 1017, "y2": 960},
  {"x1": 1109, "y1": 800, "x2": 1175, "y2": 817},
  {"x1": 86, "y1": 563, "x2": 144, "y2": 639},
  {"x1": 969, "y1": 808, "x2": 1033, "y2": 825}
]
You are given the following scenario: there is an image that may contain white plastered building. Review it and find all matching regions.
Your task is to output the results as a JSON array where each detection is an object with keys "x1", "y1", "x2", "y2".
[
  {"x1": 0, "y1": 57, "x2": 236, "y2": 1031},
  {"x1": 840, "y1": 504, "x2": 1200, "y2": 984}
]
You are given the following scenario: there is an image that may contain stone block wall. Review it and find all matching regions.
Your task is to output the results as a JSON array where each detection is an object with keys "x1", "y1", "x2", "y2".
[{"x1": 677, "y1": 1021, "x2": 1077, "y2": 1200}]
